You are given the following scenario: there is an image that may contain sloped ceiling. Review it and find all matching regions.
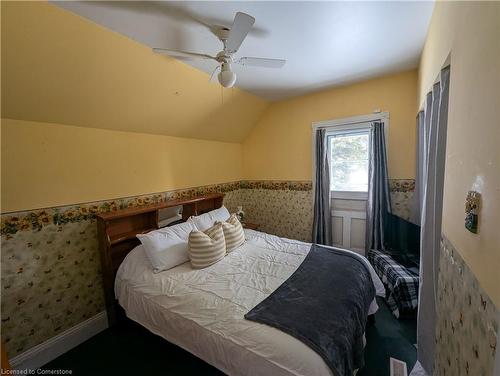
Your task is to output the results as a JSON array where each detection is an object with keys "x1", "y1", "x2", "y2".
[
  {"x1": 1, "y1": 1, "x2": 269, "y2": 143},
  {"x1": 53, "y1": 1, "x2": 434, "y2": 101}
]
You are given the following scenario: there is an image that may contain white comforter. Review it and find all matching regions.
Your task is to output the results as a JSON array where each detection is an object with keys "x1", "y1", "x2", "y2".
[{"x1": 115, "y1": 229, "x2": 385, "y2": 376}]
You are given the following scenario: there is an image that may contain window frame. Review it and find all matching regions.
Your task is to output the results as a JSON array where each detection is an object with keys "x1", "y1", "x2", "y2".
[{"x1": 312, "y1": 112, "x2": 389, "y2": 201}]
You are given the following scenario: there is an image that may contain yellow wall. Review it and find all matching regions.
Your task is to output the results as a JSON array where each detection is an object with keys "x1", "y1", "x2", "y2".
[
  {"x1": 0, "y1": 1, "x2": 264, "y2": 213},
  {"x1": 242, "y1": 70, "x2": 418, "y2": 180},
  {"x1": 1, "y1": 1, "x2": 268, "y2": 143},
  {"x1": 0, "y1": 1, "x2": 420, "y2": 215},
  {"x1": 418, "y1": 2, "x2": 500, "y2": 307},
  {"x1": 1, "y1": 119, "x2": 242, "y2": 213}
]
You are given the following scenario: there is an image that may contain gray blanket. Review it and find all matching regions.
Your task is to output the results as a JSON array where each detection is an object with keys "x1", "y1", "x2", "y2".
[{"x1": 244, "y1": 244, "x2": 375, "y2": 376}]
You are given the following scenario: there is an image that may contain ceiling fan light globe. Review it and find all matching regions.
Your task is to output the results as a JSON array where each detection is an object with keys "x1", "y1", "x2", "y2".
[{"x1": 218, "y1": 70, "x2": 236, "y2": 88}]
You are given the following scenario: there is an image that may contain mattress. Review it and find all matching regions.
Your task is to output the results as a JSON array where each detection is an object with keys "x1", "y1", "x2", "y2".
[{"x1": 115, "y1": 229, "x2": 385, "y2": 376}]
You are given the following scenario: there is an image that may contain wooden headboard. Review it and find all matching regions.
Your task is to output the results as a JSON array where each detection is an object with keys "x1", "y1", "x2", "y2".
[{"x1": 96, "y1": 193, "x2": 224, "y2": 325}]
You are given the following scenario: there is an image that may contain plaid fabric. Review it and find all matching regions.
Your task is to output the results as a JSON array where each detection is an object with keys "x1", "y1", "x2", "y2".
[{"x1": 368, "y1": 249, "x2": 419, "y2": 318}]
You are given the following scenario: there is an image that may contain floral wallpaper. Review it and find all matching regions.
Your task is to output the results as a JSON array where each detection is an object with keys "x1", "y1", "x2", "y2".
[
  {"x1": 1, "y1": 182, "x2": 240, "y2": 357},
  {"x1": 1, "y1": 220, "x2": 104, "y2": 356},
  {"x1": 389, "y1": 179, "x2": 415, "y2": 192},
  {"x1": 0, "y1": 178, "x2": 414, "y2": 358},
  {"x1": 239, "y1": 185, "x2": 314, "y2": 242},
  {"x1": 239, "y1": 179, "x2": 416, "y2": 242},
  {"x1": 435, "y1": 235, "x2": 498, "y2": 376},
  {"x1": 389, "y1": 179, "x2": 415, "y2": 221}
]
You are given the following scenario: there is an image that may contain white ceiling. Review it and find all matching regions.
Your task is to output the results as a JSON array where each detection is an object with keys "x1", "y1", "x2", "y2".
[{"x1": 52, "y1": 1, "x2": 434, "y2": 101}]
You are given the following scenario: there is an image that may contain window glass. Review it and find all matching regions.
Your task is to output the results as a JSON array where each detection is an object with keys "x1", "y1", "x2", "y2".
[{"x1": 329, "y1": 131, "x2": 369, "y2": 192}]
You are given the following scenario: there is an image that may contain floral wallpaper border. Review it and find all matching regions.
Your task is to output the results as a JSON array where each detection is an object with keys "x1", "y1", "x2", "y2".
[
  {"x1": 1, "y1": 179, "x2": 415, "y2": 236},
  {"x1": 1, "y1": 182, "x2": 241, "y2": 236},
  {"x1": 389, "y1": 179, "x2": 415, "y2": 192},
  {"x1": 241, "y1": 179, "x2": 414, "y2": 192},
  {"x1": 240, "y1": 180, "x2": 312, "y2": 191},
  {"x1": 435, "y1": 235, "x2": 498, "y2": 376}
]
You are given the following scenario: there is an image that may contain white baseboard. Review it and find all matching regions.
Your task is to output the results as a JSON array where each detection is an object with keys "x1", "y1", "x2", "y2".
[{"x1": 10, "y1": 311, "x2": 108, "y2": 370}]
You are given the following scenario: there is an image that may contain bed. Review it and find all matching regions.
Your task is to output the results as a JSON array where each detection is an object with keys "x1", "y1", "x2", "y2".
[{"x1": 114, "y1": 228, "x2": 385, "y2": 376}]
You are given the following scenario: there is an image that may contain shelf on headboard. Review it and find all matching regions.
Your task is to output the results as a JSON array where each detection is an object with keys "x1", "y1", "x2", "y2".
[
  {"x1": 98, "y1": 193, "x2": 225, "y2": 221},
  {"x1": 109, "y1": 227, "x2": 156, "y2": 245},
  {"x1": 96, "y1": 192, "x2": 225, "y2": 325}
]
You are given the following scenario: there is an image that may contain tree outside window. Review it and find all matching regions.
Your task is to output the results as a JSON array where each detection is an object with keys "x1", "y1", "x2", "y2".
[{"x1": 329, "y1": 132, "x2": 369, "y2": 192}]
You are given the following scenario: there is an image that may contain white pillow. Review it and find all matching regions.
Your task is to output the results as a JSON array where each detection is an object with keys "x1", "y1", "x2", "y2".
[
  {"x1": 187, "y1": 206, "x2": 230, "y2": 231},
  {"x1": 137, "y1": 221, "x2": 196, "y2": 273}
]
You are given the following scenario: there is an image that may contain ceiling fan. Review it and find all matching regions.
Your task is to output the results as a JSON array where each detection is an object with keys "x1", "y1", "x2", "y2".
[{"x1": 153, "y1": 12, "x2": 286, "y2": 88}]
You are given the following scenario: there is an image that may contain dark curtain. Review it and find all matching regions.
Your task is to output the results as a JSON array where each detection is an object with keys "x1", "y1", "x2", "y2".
[
  {"x1": 365, "y1": 121, "x2": 392, "y2": 251},
  {"x1": 312, "y1": 128, "x2": 333, "y2": 245}
]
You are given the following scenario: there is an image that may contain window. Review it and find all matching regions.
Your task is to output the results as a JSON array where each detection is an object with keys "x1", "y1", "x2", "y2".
[
  {"x1": 313, "y1": 113, "x2": 388, "y2": 200},
  {"x1": 329, "y1": 130, "x2": 370, "y2": 193}
]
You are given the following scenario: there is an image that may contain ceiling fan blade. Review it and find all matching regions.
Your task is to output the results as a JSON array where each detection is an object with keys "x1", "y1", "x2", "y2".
[
  {"x1": 152, "y1": 48, "x2": 216, "y2": 61},
  {"x1": 236, "y1": 57, "x2": 286, "y2": 68},
  {"x1": 226, "y1": 12, "x2": 255, "y2": 54}
]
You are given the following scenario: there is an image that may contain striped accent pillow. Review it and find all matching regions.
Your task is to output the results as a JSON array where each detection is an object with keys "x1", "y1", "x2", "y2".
[
  {"x1": 218, "y1": 214, "x2": 246, "y2": 252},
  {"x1": 188, "y1": 223, "x2": 226, "y2": 269}
]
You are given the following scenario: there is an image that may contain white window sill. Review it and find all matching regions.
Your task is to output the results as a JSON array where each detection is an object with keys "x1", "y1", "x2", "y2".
[{"x1": 331, "y1": 191, "x2": 368, "y2": 200}]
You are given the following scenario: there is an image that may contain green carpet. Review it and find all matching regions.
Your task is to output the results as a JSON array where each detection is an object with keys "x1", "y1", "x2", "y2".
[
  {"x1": 358, "y1": 298, "x2": 417, "y2": 375},
  {"x1": 43, "y1": 297, "x2": 416, "y2": 375}
]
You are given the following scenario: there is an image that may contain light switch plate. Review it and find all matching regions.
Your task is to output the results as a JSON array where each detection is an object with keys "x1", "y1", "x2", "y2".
[{"x1": 465, "y1": 191, "x2": 480, "y2": 234}]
